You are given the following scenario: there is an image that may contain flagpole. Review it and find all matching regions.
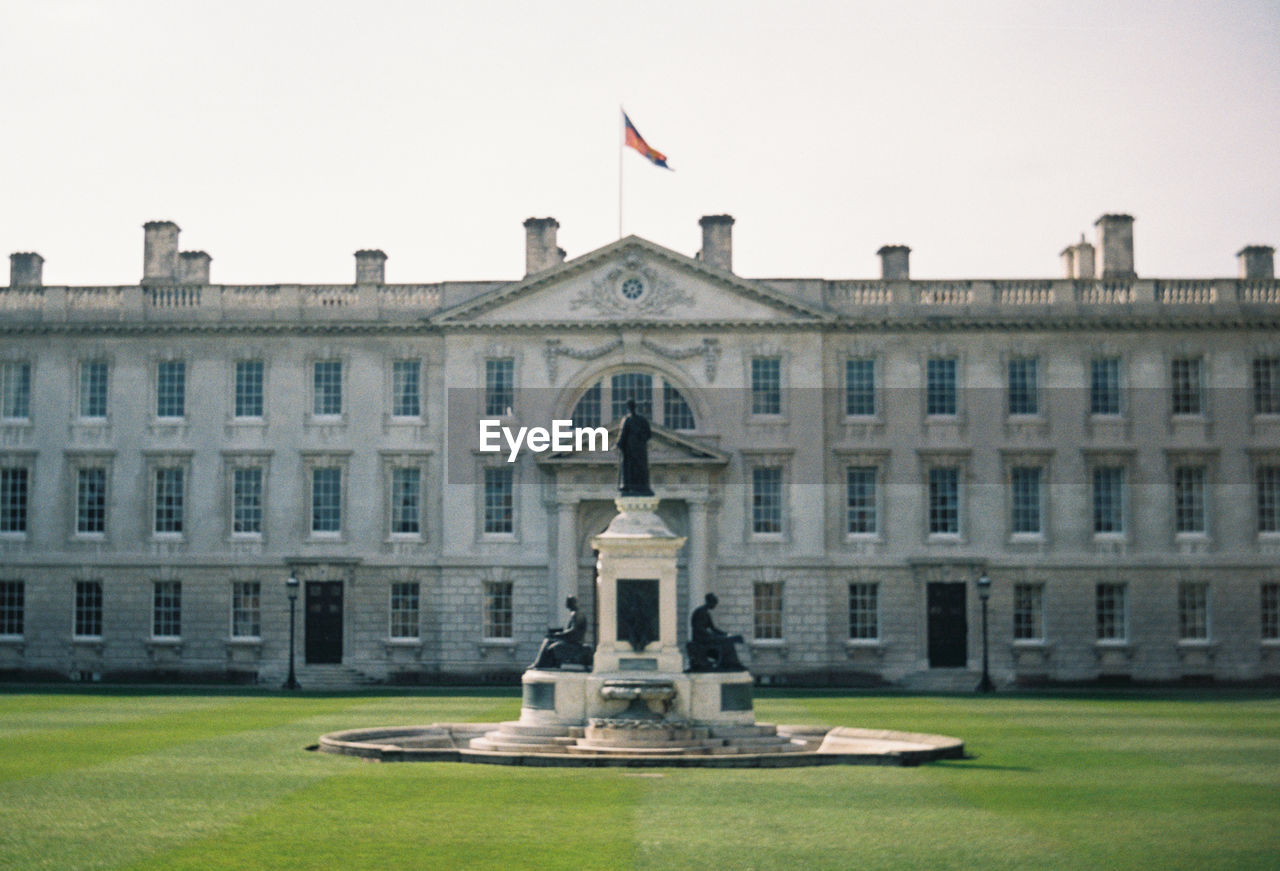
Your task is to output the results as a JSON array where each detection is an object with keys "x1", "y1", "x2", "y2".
[{"x1": 618, "y1": 106, "x2": 624, "y2": 239}]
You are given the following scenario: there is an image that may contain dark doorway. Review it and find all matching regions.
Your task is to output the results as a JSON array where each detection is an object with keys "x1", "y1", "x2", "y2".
[
  {"x1": 305, "y1": 581, "x2": 343, "y2": 664},
  {"x1": 927, "y1": 582, "x2": 967, "y2": 668}
]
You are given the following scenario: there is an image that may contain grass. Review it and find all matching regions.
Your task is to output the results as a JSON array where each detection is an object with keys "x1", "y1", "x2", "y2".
[{"x1": 0, "y1": 688, "x2": 1277, "y2": 870}]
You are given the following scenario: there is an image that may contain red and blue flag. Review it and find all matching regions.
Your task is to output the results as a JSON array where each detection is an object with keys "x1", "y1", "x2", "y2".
[{"x1": 623, "y1": 112, "x2": 671, "y2": 169}]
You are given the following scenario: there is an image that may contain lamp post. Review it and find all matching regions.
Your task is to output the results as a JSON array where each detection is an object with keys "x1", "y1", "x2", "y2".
[
  {"x1": 976, "y1": 573, "x2": 995, "y2": 693},
  {"x1": 283, "y1": 574, "x2": 300, "y2": 690}
]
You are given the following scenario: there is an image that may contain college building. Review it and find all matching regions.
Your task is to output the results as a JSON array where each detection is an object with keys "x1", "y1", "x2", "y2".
[{"x1": 1, "y1": 214, "x2": 1278, "y2": 688}]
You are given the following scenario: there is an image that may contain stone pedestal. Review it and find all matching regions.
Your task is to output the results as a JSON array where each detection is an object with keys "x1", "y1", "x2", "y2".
[{"x1": 590, "y1": 495, "x2": 686, "y2": 674}]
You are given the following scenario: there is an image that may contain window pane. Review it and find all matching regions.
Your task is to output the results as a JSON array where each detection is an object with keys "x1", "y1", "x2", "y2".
[
  {"x1": 1254, "y1": 357, "x2": 1280, "y2": 415},
  {"x1": 845, "y1": 466, "x2": 877, "y2": 534},
  {"x1": 752, "y1": 467, "x2": 783, "y2": 534},
  {"x1": 848, "y1": 583, "x2": 879, "y2": 640},
  {"x1": 1262, "y1": 583, "x2": 1279, "y2": 641},
  {"x1": 313, "y1": 360, "x2": 343, "y2": 416},
  {"x1": 75, "y1": 580, "x2": 103, "y2": 637},
  {"x1": 1096, "y1": 583, "x2": 1126, "y2": 641},
  {"x1": 1010, "y1": 467, "x2": 1042, "y2": 534},
  {"x1": 156, "y1": 361, "x2": 185, "y2": 417},
  {"x1": 0, "y1": 580, "x2": 24, "y2": 636},
  {"x1": 1170, "y1": 357, "x2": 1202, "y2": 415},
  {"x1": 662, "y1": 383, "x2": 696, "y2": 430},
  {"x1": 484, "y1": 581, "x2": 513, "y2": 638},
  {"x1": 926, "y1": 358, "x2": 957, "y2": 416},
  {"x1": 80, "y1": 361, "x2": 108, "y2": 418},
  {"x1": 845, "y1": 358, "x2": 876, "y2": 416},
  {"x1": 572, "y1": 383, "x2": 601, "y2": 428},
  {"x1": 153, "y1": 581, "x2": 181, "y2": 637},
  {"x1": 611, "y1": 372, "x2": 653, "y2": 421},
  {"x1": 390, "y1": 582, "x2": 420, "y2": 639},
  {"x1": 154, "y1": 468, "x2": 184, "y2": 534},
  {"x1": 751, "y1": 357, "x2": 781, "y2": 415},
  {"x1": 1178, "y1": 582, "x2": 1208, "y2": 641},
  {"x1": 483, "y1": 467, "x2": 513, "y2": 534},
  {"x1": 1092, "y1": 466, "x2": 1125, "y2": 534},
  {"x1": 1090, "y1": 357, "x2": 1121, "y2": 415},
  {"x1": 232, "y1": 581, "x2": 261, "y2": 638},
  {"x1": 311, "y1": 467, "x2": 342, "y2": 533},
  {"x1": 1258, "y1": 466, "x2": 1280, "y2": 533},
  {"x1": 0, "y1": 467, "x2": 29, "y2": 534},
  {"x1": 1173, "y1": 466, "x2": 1206, "y2": 534},
  {"x1": 232, "y1": 467, "x2": 263, "y2": 534},
  {"x1": 484, "y1": 358, "x2": 514, "y2": 416},
  {"x1": 1, "y1": 362, "x2": 31, "y2": 419},
  {"x1": 928, "y1": 467, "x2": 960, "y2": 534},
  {"x1": 753, "y1": 582, "x2": 783, "y2": 640},
  {"x1": 1013, "y1": 583, "x2": 1044, "y2": 641},
  {"x1": 1008, "y1": 357, "x2": 1038, "y2": 415},
  {"x1": 392, "y1": 360, "x2": 421, "y2": 417},
  {"x1": 235, "y1": 360, "x2": 264, "y2": 418},
  {"x1": 391, "y1": 467, "x2": 421, "y2": 534},
  {"x1": 77, "y1": 468, "x2": 107, "y2": 534}
]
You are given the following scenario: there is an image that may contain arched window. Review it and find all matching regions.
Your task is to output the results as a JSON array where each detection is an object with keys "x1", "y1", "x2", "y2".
[{"x1": 571, "y1": 370, "x2": 696, "y2": 431}]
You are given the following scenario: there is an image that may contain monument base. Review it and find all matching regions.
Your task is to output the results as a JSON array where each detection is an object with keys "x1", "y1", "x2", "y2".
[{"x1": 517, "y1": 668, "x2": 755, "y2": 728}]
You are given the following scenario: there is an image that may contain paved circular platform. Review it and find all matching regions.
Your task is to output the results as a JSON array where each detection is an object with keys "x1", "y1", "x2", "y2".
[{"x1": 317, "y1": 723, "x2": 964, "y2": 768}]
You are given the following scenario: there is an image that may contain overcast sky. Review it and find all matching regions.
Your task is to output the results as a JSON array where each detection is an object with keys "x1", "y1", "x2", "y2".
[{"x1": 2, "y1": 0, "x2": 1278, "y2": 285}]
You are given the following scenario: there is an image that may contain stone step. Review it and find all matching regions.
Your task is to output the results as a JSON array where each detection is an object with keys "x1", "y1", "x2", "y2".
[
  {"x1": 469, "y1": 738, "x2": 572, "y2": 754},
  {"x1": 707, "y1": 724, "x2": 779, "y2": 739}
]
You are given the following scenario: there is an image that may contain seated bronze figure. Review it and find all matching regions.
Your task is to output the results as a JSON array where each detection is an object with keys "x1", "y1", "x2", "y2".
[
  {"x1": 686, "y1": 593, "x2": 745, "y2": 672},
  {"x1": 529, "y1": 596, "x2": 593, "y2": 670}
]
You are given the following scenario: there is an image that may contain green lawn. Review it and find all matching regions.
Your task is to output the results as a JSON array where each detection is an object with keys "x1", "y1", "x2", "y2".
[{"x1": 0, "y1": 689, "x2": 1276, "y2": 870}]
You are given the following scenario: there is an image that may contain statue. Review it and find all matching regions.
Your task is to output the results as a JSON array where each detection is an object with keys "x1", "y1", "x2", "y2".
[
  {"x1": 686, "y1": 593, "x2": 745, "y2": 672},
  {"x1": 529, "y1": 596, "x2": 593, "y2": 670},
  {"x1": 617, "y1": 398, "x2": 653, "y2": 497}
]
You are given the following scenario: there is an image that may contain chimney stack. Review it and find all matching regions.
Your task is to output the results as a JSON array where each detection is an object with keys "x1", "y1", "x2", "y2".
[
  {"x1": 877, "y1": 245, "x2": 911, "y2": 280},
  {"x1": 1237, "y1": 245, "x2": 1275, "y2": 280},
  {"x1": 143, "y1": 220, "x2": 181, "y2": 285},
  {"x1": 698, "y1": 214, "x2": 735, "y2": 272},
  {"x1": 523, "y1": 218, "x2": 562, "y2": 276},
  {"x1": 9, "y1": 252, "x2": 43, "y2": 287},
  {"x1": 1094, "y1": 214, "x2": 1135, "y2": 280},
  {"x1": 1060, "y1": 234, "x2": 1095, "y2": 279},
  {"x1": 355, "y1": 249, "x2": 387, "y2": 285},
  {"x1": 178, "y1": 251, "x2": 211, "y2": 285}
]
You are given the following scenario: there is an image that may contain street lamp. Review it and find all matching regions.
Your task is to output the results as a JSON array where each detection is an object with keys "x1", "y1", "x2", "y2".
[
  {"x1": 283, "y1": 574, "x2": 301, "y2": 690},
  {"x1": 976, "y1": 573, "x2": 995, "y2": 693}
]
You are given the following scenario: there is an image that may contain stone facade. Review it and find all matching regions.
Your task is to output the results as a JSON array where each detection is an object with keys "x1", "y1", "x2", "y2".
[{"x1": 1, "y1": 216, "x2": 1278, "y2": 688}]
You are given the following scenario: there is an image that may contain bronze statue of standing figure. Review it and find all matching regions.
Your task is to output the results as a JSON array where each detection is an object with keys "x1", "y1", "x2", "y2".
[{"x1": 617, "y1": 398, "x2": 653, "y2": 497}]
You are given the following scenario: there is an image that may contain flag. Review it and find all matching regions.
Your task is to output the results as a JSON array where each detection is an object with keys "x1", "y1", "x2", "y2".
[{"x1": 623, "y1": 112, "x2": 671, "y2": 169}]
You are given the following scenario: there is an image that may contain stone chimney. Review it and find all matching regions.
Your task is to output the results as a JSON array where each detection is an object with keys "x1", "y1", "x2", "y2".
[
  {"x1": 1237, "y1": 245, "x2": 1275, "y2": 280},
  {"x1": 698, "y1": 215, "x2": 735, "y2": 272},
  {"x1": 143, "y1": 220, "x2": 181, "y2": 285},
  {"x1": 877, "y1": 245, "x2": 911, "y2": 280},
  {"x1": 1060, "y1": 235, "x2": 1095, "y2": 279},
  {"x1": 1094, "y1": 214, "x2": 1135, "y2": 280},
  {"x1": 355, "y1": 249, "x2": 387, "y2": 285},
  {"x1": 9, "y1": 252, "x2": 43, "y2": 287},
  {"x1": 178, "y1": 251, "x2": 211, "y2": 285},
  {"x1": 524, "y1": 218, "x2": 562, "y2": 276}
]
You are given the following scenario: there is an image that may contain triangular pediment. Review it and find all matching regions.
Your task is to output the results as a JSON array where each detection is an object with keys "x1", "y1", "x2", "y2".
[
  {"x1": 430, "y1": 236, "x2": 830, "y2": 328},
  {"x1": 537, "y1": 420, "x2": 730, "y2": 467}
]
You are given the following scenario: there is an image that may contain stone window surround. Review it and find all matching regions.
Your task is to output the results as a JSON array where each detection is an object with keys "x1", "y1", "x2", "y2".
[
  {"x1": 743, "y1": 343, "x2": 790, "y2": 425},
  {"x1": 144, "y1": 451, "x2": 193, "y2": 541},
  {"x1": 1000, "y1": 449, "x2": 1054, "y2": 543},
  {"x1": 741, "y1": 449, "x2": 793, "y2": 543},
  {"x1": 1166, "y1": 449, "x2": 1218, "y2": 542},
  {"x1": 917, "y1": 449, "x2": 972, "y2": 544},
  {"x1": 301, "y1": 451, "x2": 351, "y2": 541},
  {"x1": 306, "y1": 351, "x2": 349, "y2": 424},
  {"x1": 1084, "y1": 448, "x2": 1136, "y2": 542},
  {"x1": 388, "y1": 357, "x2": 427, "y2": 422},
  {"x1": 66, "y1": 451, "x2": 114, "y2": 541},
  {"x1": 380, "y1": 450, "x2": 432, "y2": 542},
  {"x1": 222, "y1": 451, "x2": 272, "y2": 542},
  {"x1": 0, "y1": 357, "x2": 32, "y2": 423},
  {"x1": 833, "y1": 449, "x2": 889, "y2": 543},
  {"x1": 229, "y1": 356, "x2": 269, "y2": 424},
  {"x1": 74, "y1": 355, "x2": 113, "y2": 424},
  {"x1": 1166, "y1": 349, "x2": 1209, "y2": 420},
  {"x1": 477, "y1": 460, "x2": 518, "y2": 542},
  {"x1": 0, "y1": 452, "x2": 35, "y2": 539}
]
